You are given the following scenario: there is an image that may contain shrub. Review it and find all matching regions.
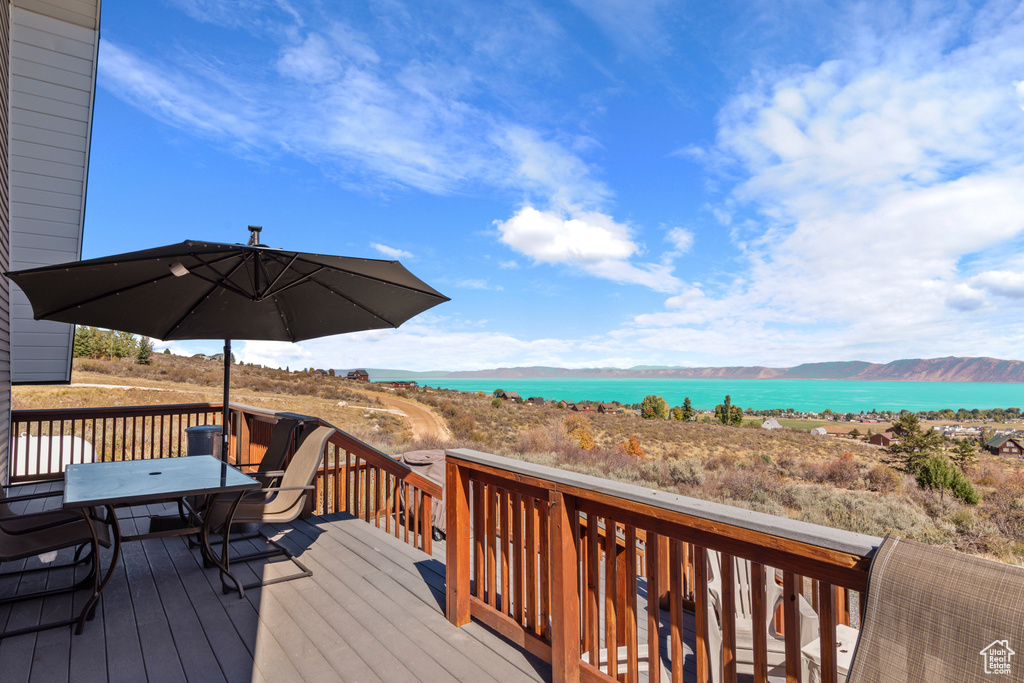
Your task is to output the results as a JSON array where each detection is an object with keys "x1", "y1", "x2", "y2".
[
  {"x1": 867, "y1": 464, "x2": 903, "y2": 492},
  {"x1": 621, "y1": 436, "x2": 644, "y2": 458},
  {"x1": 916, "y1": 455, "x2": 979, "y2": 505},
  {"x1": 667, "y1": 457, "x2": 704, "y2": 486},
  {"x1": 491, "y1": 397, "x2": 502, "y2": 409}
]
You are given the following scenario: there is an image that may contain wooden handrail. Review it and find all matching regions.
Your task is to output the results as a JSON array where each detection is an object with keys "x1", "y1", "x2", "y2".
[
  {"x1": 445, "y1": 448, "x2": 880, "y2": 683},
  {"x1": 8, "y1": 402, "x2": 442, "y2": 555}
]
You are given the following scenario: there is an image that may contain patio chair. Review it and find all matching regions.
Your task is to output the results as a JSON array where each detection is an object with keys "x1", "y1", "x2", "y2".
[
  {"x1": 705, "y1": 549, "x2": 820, "y2": 683},
  {"x1": 250, "y1": 416, "x2": 314, "y2": 488},
  {"x1": 0, "y1": 491, "x2": 113, "y2": 639},
  {"x1": 202, "y1": 424, "x2": 336, "y2": 594}
]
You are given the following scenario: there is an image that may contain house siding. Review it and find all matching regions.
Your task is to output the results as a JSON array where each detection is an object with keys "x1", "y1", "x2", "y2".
[
  {"x1": 0, "y1": 0, "x2": 11, "y2": 486},
  {"x1": 8, "y1": 3, "x2": 99, "y2": 383}
]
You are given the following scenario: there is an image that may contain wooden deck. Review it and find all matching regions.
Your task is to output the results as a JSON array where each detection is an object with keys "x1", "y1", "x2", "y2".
[{"x1": 0, "y1": 486, "x2": 552, "y2": 683}]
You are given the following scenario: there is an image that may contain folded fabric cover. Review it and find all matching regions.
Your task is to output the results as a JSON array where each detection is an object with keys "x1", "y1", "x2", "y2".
[{"x1": 849, "y1": 535, "x2": 1024, "y2": 683}]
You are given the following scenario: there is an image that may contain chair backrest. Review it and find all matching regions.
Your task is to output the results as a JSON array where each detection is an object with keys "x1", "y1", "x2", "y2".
[
  {"x1": 254, "y1": 417, "x2": 301, "y2": 475},
  {"x1": 706, "y1": 549, "x2": 785, "y2": 622},
  {"x1": 261, "y1": 425, "x2": 336, "y2": 520}
]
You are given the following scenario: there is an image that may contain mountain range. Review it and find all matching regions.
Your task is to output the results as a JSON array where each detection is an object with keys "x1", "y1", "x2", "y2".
[{"x1": 362, "y1": 357, "x2": 1024, "y2": 383}]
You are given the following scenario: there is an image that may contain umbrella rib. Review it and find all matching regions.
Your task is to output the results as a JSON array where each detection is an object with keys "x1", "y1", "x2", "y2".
[
  {"x1": 162, "y1": 258, "x2": 250, "y2": 338},
  {"x1": 188, "y1": 254, "x2": 259, "y2": 300},
  {"x1": 258, "y1": 253, "x2": 299, "y2": 299},
  {"x1": 260, "y1": 250, "x2": 451, "y2": 301},
  {"x1": 261, "y1": 266, "x2": 326, "y2": 299},
  {"x1": 31, "y1": 270, "x2": 181, "y2": 318},
  {"x1": 304, "y1": 274, "x2": 399, "y2": 327}
]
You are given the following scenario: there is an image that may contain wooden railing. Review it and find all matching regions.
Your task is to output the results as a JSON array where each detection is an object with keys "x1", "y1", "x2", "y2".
[
  {"x1": 8, "y1": 403, "x2": 441, "y2": 554},
  {"x1": 445, "y1": 448, "x2": 880, "y2": 683},
  {"x1": 10, "y1": 403, "x2": 223, "y2": 482}
]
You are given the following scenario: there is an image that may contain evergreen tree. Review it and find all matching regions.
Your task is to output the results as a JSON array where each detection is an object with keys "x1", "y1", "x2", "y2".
[
  {"x1": 915, "y1": 455, "x2": 979, "y2": 504},
  {"x1": 681, "y1": 397, "x2": 694, "y2": 421},
  {"x1": 135, "y1": 337, "x2": 153, "y2": 365},
  {"x1": 886, "y1": 413, "x2": 943, "y2": 473},
  {"x1": 950, "y1": 439, "x2": 978, "y2": 472}
]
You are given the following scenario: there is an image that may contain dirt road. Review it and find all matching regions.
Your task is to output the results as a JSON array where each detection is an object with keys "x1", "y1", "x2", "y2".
[{"x1": 368, "y1": 392, "x2": 450, "y2": 442}]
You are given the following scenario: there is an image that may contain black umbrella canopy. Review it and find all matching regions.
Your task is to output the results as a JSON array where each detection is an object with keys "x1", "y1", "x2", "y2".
[
  {"x1": 6, "y1": 239, "x2": 449, "y2": 342},
  {"x1": 6, "y1": 234, "x2": 449, "y2": 455}
]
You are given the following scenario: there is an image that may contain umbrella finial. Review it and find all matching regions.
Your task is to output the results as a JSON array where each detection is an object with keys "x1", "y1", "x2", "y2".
[{"x1": 248, "y1": 225, "x2": 262, "y2": 246}]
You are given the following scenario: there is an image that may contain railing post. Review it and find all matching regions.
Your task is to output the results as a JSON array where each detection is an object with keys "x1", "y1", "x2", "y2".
[
  {"x1": 446, "y1": 458, "x2": 471, "y2": 627},
  {"x1": 549, "y1": 490, "x2": 580, "y2": 683}
]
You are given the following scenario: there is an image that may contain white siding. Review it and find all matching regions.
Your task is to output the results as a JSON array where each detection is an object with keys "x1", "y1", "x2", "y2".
[{"x1": 9, "y1": 4, "x2": 99, "y2": 384}]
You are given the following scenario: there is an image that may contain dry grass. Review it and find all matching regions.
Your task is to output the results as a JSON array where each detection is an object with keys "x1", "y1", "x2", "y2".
[{"x1": 20, "y1": 356, "x2": 1024, "y2": 562}]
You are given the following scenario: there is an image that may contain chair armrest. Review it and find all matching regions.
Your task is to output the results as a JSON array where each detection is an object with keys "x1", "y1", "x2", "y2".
[
  {"x1": 0, "y1": 507, "x2": 92, "y2": 535},
  {"x1": 259, "y1": 486, "x2": 314, "y2": 493},
  {"x1": 257, "y1": 470, "x2": 286, "y2": 479}
]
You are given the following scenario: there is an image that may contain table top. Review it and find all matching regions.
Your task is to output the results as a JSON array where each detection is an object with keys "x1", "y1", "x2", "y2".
[{"x1": 64, "y1": 455, "x2": 259, "y2": 508}]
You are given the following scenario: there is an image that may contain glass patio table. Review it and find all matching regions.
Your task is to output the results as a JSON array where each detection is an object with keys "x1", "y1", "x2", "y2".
[{"x1": 63, "y1": 455, "x2": 260, "y2": 630}]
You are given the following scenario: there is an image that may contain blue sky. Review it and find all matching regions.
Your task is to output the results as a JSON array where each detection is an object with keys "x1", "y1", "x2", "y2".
[{"x1": 84, "y1": 0, "x2": 1024, "y2": 371}]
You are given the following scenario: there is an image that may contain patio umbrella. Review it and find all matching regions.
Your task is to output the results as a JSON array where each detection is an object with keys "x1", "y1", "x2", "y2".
[{"x1": 6, "y1": 226, "x2": 449, "y2": 454}]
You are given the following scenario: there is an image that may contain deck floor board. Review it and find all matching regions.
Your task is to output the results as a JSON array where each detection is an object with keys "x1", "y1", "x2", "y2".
[{"x1": 2, "y1": 489, "x2": 555, "y2": 682}]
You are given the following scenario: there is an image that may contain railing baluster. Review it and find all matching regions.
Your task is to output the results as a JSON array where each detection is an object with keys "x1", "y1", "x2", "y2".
[
  {"x1": 586, "y1": 513, "x2": 600, "y2": 665},
  {"x1": 752, "y1": 562, "x2": 768, "y2": 683},
  {"x1": 783, "y1": 571, "x2": 803, "y2": 683},
  {"x1": 605, "y1": 517, "x2": 618, "y2": 680},
  {"x1": 625, "y1": 525, "x2": 638, "y2": 683},
  {"x1": 646, "y1": 532, "x2": 661, "y2": 683},
  {"x1": 473, "y1": 479, "x2": 485, "y2": 601},
  {"x1": 819, "y1": 582, "x2": 838, "y2": 683},
  {"x1": 695, "y1": 544, "x2": 710, "y2": 683},
  {"x1": 525, "y1": 495, "x2": 538, "y2": 634},
  {"x1": 486, "y1": 484, "x2": 497, "y2": 608},
  {"x1": 500, "y1": 487, "x2": 510, "y2": 616},
  {"x1": 722, "y1": 552, "x2": 737, "y2": 682},
  {"x1": 538, "y1": 495, "x2": 550, "y2": 641},
  {"x1": 512, "y1": 492, "x2": 525, "y2": 627},
  {"x1": 670, "y1": 539, "x2": 684, "y2": 683}
]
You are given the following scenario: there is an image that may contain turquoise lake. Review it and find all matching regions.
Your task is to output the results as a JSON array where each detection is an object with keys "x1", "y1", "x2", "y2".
[{"x1": 370, "y1": 376, "x2": 1024, "y2": 413}]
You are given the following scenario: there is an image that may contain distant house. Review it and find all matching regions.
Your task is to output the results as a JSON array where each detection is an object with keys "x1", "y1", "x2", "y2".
[
  {"x1": 526, "y1": 396, "x2": 545, "y2": 406},
  {"x1": 500, "y1": 391, "x2": 521, "y2": 401},
  {"x1": 387, "y1": 380, "x2": 418, "y2": 388},
  {"x1": 567, "y1": 403, "x2": 591, "y2": 412},
  {"x1": 761, "y1": 419, "x2": 782, "y2": 430},
  {"x1": 556, "y1": 400, "x2": 568, "y2": 409},
  {"x1": 346, "y1": 369, "x2": 369, "y2": 381},
  {"x1": 810, "y1": 427, "x2": 827, "y2": 436},
  {"x1": 986, "y1": 435, "x2": 1023, "y2": 457},
  {"x1": 597, "y1": 403, "x2": 618, "y2": 414},
  {"x1": 869, "y1": 433, "x2": 894, "y2": 447},
  {"x1": 312, "y1": 369, "x2": 326, "y2": 377}
]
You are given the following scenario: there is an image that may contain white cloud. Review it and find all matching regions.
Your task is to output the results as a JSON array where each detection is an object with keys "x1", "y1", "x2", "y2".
[
  {"x1": 567, "y1": 0, "x2": 675, "y2": 59},
  {"x1": 499, "y1": 260, "x2": 520, "y2": 269},
  {"x1": 370, "y1": 243, "x2": 413, "y2": 259},
  {"x1": 665, "y1": 227, "x2": 694, "y2": 254},
  {"x1": 970, "y1": 270, "x2": 1024, "y2": 299},
  {"x1": 495, "y1": 206, "x2": 682, "y2": 292},
  {"x1": 495, "y1": 126, "x2": 611, "y2": 212},
  {"x1": 277, "y1": 33, "x2": 343, "y2": 83},
  {"x1": 99, "y1": 42, "x2": 262, "y2": 145},
  {"x1": 663, "y1": 4, "x2": 1024, "y2": 356},
  {"x1": 455, "y1": 279, "x2": 503, "y2": 291}
]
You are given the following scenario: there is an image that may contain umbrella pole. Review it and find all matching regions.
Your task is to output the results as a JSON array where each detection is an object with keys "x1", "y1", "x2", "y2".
[{"x1": 222, "y1": 339, "x2": 231, "y2": 460}]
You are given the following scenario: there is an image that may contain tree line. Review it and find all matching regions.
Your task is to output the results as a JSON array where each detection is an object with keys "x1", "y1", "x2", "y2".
[{"x1": 73, "y1": 326, "x2": 154, "y2": 364}]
